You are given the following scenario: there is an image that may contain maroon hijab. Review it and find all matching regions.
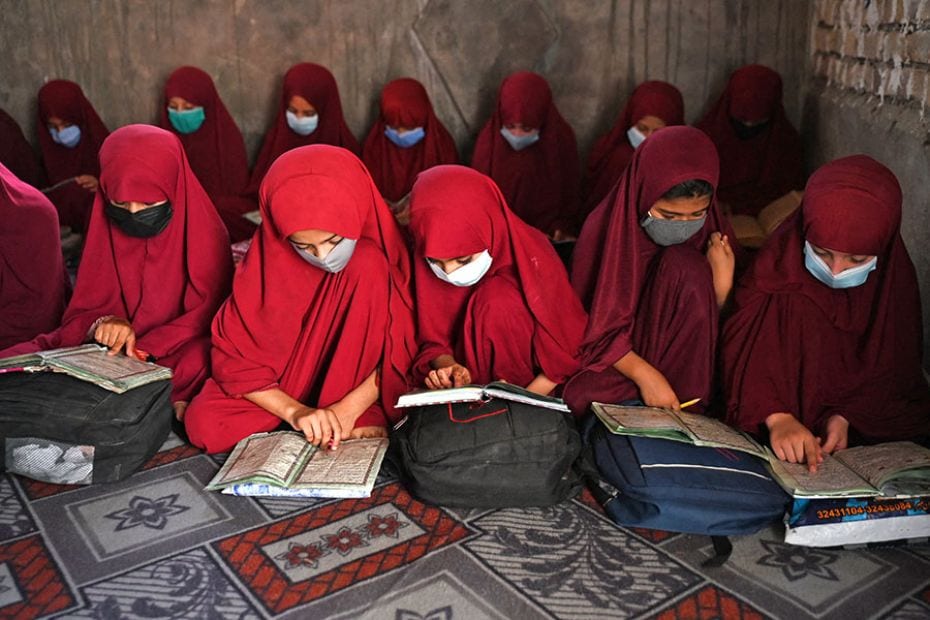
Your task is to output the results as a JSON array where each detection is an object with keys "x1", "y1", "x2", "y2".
[
  {"x1": 471, "y1": 72, "x2": 580, "y2": 236},
  {"x1": 695, "y1": 65, "x2": 803, "y2": 216},
  {"x1": 573, "y1": 126, "x2": 735, "y2": 371},
  {"x1": 36, "y1": 80, "x2": 109, "y2": 184},
  {"x1": 159, "y1": 66, "x2": 249, "y2": 201},
  {"x1": 362, "y1": 78, "x2": 458, "y2": 203},
  {"x1": 211, "y1": 145, "x2": 416, "y2": 421},
  {"x1": 409, "y1": 165, "x2": 587, "y2": 384},
  {"x1": 0, "y1": 108, "x2": 43, "y2": 188},
  {"x1": 584, "y1": 81, "x2": 684, "y2": 215},
  {"x1": 2, "y1": 125, "x2": 232, "y2": 360},
  {"x1": 247, "y1": 63, "x2": 360, "y2": 195},
  {"x1": 723, "y1": 155, "x2": 930, "y2": 442},
  {"x1": 0, "y1": 163, "x2": 66, "y2": 350}
]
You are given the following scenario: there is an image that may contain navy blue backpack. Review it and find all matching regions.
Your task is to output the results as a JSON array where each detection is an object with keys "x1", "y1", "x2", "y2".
[{"x1": 582, "y1": 417, "x2": 790, "y2": 564}]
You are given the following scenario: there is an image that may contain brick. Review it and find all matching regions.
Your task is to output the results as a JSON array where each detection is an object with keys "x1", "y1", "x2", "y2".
[
  {"x1": 906, "y1": 30, "x2": 930, "y2": 61},
  {"x1": 817, "y1": 0, "x2": 841, "y2": 24},
  {"x1": 841, "y1": 29, "x2": 860, "y2": 56},
  {"x1": 860, "y1": 30, "x2": 883, "y2": 58},
  {"x1": 882, "y1": 31, "x2": 907, "y2": 60},
  {"x1": 815, "y1": 26, "x2": 839, "y2": 52}
]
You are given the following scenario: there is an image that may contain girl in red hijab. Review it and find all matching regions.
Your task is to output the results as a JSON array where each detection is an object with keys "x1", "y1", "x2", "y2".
[
  {"x1": 159, "y1": 66, "x2": 250, "y2": 239},
  {"x1": 409, "y1": 165, "x2": 586, "y2": 396},
  {"x1": 0, "y1": 162, "x2": 67, "y2": 350},
  {"x1": 471, "y1": 72, "x2": 580, "y2": 238},
  {"x1": 584, "y1": 81, "x2": 684, "y2": 217},
  {"x1": 0, "y1": 108, "x2": 43, "y2": 188},
  {"x1": 0, "y1": 125, "x2": 233, "y2": 418},
  {"x1": 695, "y1": 64, "x2": 803, "y2": 217},
  {"x1": 362, "y1": 78, "x2": 458, "y2": 206},
  {"x1": 723, "y1": 155, "x2": 930, "y2": 471},
  {"x1": 36, "y1": 80, "x2": 110, "y2": 234},
  {"x1": 564, "y1": 126, "x2": 738, "y2": 416},
  {"x1": 183, "y1": 145, "x2": 417, "y2": 454}
]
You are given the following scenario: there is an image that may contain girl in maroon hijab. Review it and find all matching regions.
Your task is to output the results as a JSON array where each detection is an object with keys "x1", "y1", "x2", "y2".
[
  {"x1": 723, "y1": 155, "x2": 930, "y2": 471},
  {"x1": 363, "y1": 78, "x2": 458, "y2": 208},
  {"x1": 0, "y1": 125, "x2": 233, "y2": 418},
  {"x1": 36, "y1": 80, "x2": 110, "y2": 233},
  {"x1": 0, "y1": 108, "x2": 43, "y2": 188},
  {"x1": 564, "y1": 126, "x2": 737, "y2": 416},
  {"x1": 409, "y1": 165, "x2": 586, "y2": 396},
  {"x1": 695, "y1": 64, "x2": 803, "y2": 217},
  {"x1": 183, "y1": 145, "x2": 417, "y2": 454},
  {"x1": 584, "y1": 81, "x2": 684, "y2": 216},
  {"x1": 471, "y1": 72, "x2": 580, "y2": 238},
  {"x1": 0, "y1": 163, "x2": 66, "y2": 350},
  {"x1": 159, "y1": 66, "x2": 250, "y2": 239}
]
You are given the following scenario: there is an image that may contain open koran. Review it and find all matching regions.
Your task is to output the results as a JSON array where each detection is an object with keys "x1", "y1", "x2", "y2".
[
  {"x1": 0, "y1": 344, "x2": 173, "y2": 393},
  {"x1": 395, "y1": 381, "x2": 570, "y2": 413},
  {"x1": 206, "y1": 432, "x2": 388, "y2": 498},
  {"x1": 766, "y1": 442, "x2": 930, "y2": 499},
  {"x1": 591, "y1": 402, "x2": 767, "y2": 459}
]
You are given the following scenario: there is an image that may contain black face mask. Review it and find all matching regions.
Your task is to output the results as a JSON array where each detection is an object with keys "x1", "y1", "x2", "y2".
[
  {"x1": 105, "y1": 202, "x2": 173, "y2": 238},
  {"x1": 730, "y1": 116, "x2": 770, "y2": 140}
]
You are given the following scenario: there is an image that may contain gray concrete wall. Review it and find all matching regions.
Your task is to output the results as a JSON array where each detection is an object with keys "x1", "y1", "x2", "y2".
[{"x1": 0, "y1": 0, "x2": 812, "y2": 162}]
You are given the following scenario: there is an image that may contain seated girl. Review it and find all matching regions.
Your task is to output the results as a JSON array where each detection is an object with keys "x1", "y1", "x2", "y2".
[
  {"x1": 722, "y1": 155, "x2": 930, "y2": 471},
  {"x1": 0, "y1": 162, "x2": 67, "y2": 350},
  {"x1": 0, "y1": 125, "x2": 233, "y2": 419},
  {"x1": 183, "y1": 145, "x2": 417, "y2": 454},
  {"x1": 564, "y1": 126, "x2": 737, "y2": 415},
  {"x1": 409, "y1": 165, "x2": 586, "y2": 395},
  {"x1": 584, "y1": 80, "x2": 684, "y2": 216},
  {"x1": 362, "y1": 78, "x2": 458, "y2": 211},
  {"x1": 471, "y1": 72, "x2": 580, "y2": 239}
]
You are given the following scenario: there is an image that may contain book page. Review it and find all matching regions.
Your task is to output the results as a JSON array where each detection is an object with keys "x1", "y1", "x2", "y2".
[
  {"x1": 835, "y1": 442, "x2": 930, "y2": 490},
  {"x1": 46, "y1": 346, "x2": 167, "y2": 381},
  {"x1": 395, "y1": 386, "x2": 484, "y2": 408},
  {"x1": 483, "y1": 382, "x2": 570, "y2": 412},
  {"x1": 674, "y1": 412, "x2": 766, "y2": 458},
  {"x1": 292, "y1": 438, "x2": 387, "y2": 490},
  {"x1": 767, "y1": 453, "x2": 877, "y2": 498},
  {"x1": 592, "y1": 403, "x2": 684, "y2": 433},
  {"x1": 209, "y1": 432, "x2": 311, "y2": 487}
]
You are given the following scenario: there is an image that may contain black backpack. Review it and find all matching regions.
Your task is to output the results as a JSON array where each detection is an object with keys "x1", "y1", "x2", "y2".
[{"x1": 0, "y1": 372, "x2": 172, "y2": 484}]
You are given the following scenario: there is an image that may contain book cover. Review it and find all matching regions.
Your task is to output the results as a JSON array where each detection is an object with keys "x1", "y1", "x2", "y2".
[{"x1": 395, "y1": 381, "x2": 570, "y2": 413}]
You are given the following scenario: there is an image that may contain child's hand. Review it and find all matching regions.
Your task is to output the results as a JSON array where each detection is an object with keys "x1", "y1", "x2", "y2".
[
  {"x1": 94, "y1": 317, "x2": 137, "y2": 357},
  {"x1": 289, "y1": 406, "x2": 343, "y2": 448},
  {"x1": 425, "y1": 363, "x2": 471, "y2": 389},
  {"x1": 820, "y1": 414, "x2": 849, "y2": 454},
  {"x1": 766, "y1": 412, "x2": 823, "y2": 473}
]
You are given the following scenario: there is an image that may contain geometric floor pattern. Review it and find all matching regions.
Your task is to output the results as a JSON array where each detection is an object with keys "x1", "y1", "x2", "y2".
[{"x1": 2, "y1": 433, "x2": 929, "y2": 619}]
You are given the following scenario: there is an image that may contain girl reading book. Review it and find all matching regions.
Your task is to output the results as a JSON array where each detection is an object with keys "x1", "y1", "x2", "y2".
[
  {"x1": 183, "y1": 145, "x2": 417, "y2": 454},
  {"x1": 408, "y1": 165, "x2": 586, "y2": 398},
  {"x1": 722, "y1": 155, "x2": 930, "y2": 471}
]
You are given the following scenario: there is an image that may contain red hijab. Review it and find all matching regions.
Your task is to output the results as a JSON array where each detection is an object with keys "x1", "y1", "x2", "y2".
[
  {"x1": 159, "y1": 66, "x2": 249, "y2": 201},
  {"x1": 0, "y1": 108, "x2": 43, "y2": 188},
  {"x1": 584, "y1": 81, "x2": 684, "y2": 215},
  {"x1": 695, "y1": 65, "x2": 803, "y2": 216},
  {"x1": 211, "y1": 145, "x2": 416, "y2": 419},
  {"x1": 471, "y1": 72, "x2": 580, "y2": 236},
  {"x1": 723, "y1": 155, "x2": 930, "y2": 441},
  {"x1": 362, "y1": 78, "x2": 458, "y2": 203},
  {"x1": 3, "y1": 125, "x2": 232, "y2": 359},
  {"x1": 0, "y1": 163, "x2": 66, "y2": 350},
  {"x1": 409, "y1": 165, "x2": 587, "y2": 384},
  {"x1": 247, "y1": 63, "x2": 360, "y2": 194},
  {"x1": 573, "y1": 126, "x2": 735, "y2": 371},
  {"x1": 36, "y1": 80, "x2": 109, "y2": 184}
]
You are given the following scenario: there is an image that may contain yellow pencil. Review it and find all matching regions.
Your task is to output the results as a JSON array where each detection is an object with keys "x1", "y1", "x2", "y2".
[{"x1": 680, "y1": 398, "x2": 701, "y2": 409}]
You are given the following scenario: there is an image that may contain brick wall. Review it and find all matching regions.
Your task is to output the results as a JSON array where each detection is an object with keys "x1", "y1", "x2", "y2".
[{"x1": 813, "y1": 0, "x2": 930, "y2": 110}]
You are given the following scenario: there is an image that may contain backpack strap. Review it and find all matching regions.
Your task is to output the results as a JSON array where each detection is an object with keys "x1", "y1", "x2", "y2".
[{"x1": 702, "y1": 536, "x2": 733, "y2": 567}]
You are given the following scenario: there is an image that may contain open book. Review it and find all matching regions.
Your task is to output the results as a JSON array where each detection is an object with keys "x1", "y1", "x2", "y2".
[
  {"x1": 728, "y1": 190, "x2": 803, "y2": 249},
  {"x1": 395, "y1": 381, "x2": 570, "y2": 413},
  {"x1": 591, "y1": 402, "x2": 767, "y2": 459},
  {"x1": 766, "y1": 441, "x2": 930, "y2": 499},
  {"x1": 0, "y1": 344, "x2": 173, "y2": 393},
  {"x1": 205, "y1": 432, "x2": 388, "y2": 498}
]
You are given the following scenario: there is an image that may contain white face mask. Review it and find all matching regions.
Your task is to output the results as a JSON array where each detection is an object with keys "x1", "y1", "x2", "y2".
[
  {"x1": 428, "y1": 250, "x2": 493, "y2": 287},
  {"x1": 627, "y1": 126, "x2": 646, "y2": 149}
]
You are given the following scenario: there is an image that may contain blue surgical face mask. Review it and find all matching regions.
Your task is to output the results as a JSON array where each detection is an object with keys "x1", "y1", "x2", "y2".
[
  {"x1": 428, "y1": 250, "x2": 493, "y2": 287},
  {"x1": 385, "y1": 126, "x2": 425, "y2": 148},
  {"x1": 168, "y1": 106, "x2": 206, "y2": 134},
  {"x1": 640, "y1": 212, "x2": 707, "y2": 246},
  {"x1": 500, "y1": 127, "x2": 540, "y2": 151},
  {"x1": 286, "y1": 111, "x2": 319, "y2": 136},
  {"x1": 803, "y1": 241, "x2": 877, "y2": 289},
  {"x1": 50, "y1": 125, "x2": 82, "y2": 148},
  {"x1": 292, "y1": 238, "x2": 357, "y2": 273},
  {"x1": 627, "y1": 126, "x2": 646, "y2": 149}
]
